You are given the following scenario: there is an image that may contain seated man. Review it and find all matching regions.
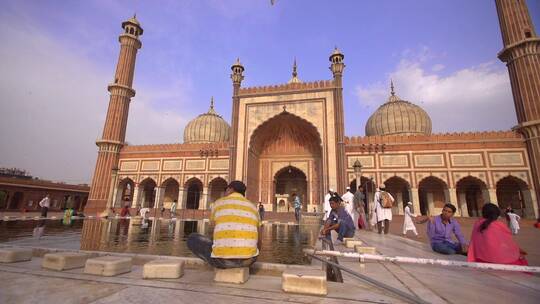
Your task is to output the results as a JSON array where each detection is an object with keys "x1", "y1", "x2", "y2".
[
  {"x1": 187, "y1": 180, "x2": 260, "y2": 269},
  {"x1": 427, "y1": 203, "x2": 468, "y2": 255},
  {"x1": 320, "y1": 196, "x2": 355, "y2": 242}
]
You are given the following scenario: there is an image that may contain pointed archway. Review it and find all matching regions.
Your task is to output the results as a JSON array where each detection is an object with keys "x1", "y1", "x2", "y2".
[
  {"x1": 248, "y1": 112, "x2": 322, "y2": 210},
  {"x1": 274, "y1": 166, "x2": 308, "y2": 212}
]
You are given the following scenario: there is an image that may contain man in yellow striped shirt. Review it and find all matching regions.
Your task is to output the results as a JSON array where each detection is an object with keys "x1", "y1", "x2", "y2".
[{"x1": 187, "y1": 180, "x2": 261, "y2": 268}]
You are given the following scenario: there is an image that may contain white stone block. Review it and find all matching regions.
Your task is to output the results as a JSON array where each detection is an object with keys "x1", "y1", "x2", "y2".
[
  {"x1": 84, "y1": 256, "x2": 132, "y2": 276},
  {"x1": 42, "y1": 252, "x2": 88, "y2": 271},
  {"x1": 0, "y1": 248, "x2": 33, "y2": 263},
  {"x1": 143, "y1": 259, "x2": 184, "y2": 279},
  {"x1": 345, "y1": 240, "x2": 363, "y2": 248},
  {"x1": 355, "y1": 246, "x2": 377, "y2": 254},
  {"x1": 282, "y1": 269, "x2": 327, "y2": 295},
  {"x1": 214, "y1": 267, "x2": 249, "y2": 284}
]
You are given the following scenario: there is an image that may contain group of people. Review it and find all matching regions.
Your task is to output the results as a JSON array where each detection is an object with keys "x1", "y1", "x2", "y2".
[
  {"x1": 321, "y1": 183, "x2": 396, "y2": 239},
  {"x1": 317, "y1": 184, "x2": 530, "y2": 267},
  {"x1": 425, "y1": 202, "x2": 528, "y2": 266}
]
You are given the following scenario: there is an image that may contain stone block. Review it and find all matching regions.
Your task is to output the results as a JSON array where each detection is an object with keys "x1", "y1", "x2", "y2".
[
  {"x1": 42, "y1": 252, "x2": 88, "y2": 271},
  {"x1": 355, "y1": 246, "x2": 377, "y2": 254},
  {"x1": 130, "y1": 216, "x2": 143, "y2": 225},
  {"x1": 282, "y1": 269, "x2": 327, "y2": 296},
  {"x1": 0, "y1": 248, "x2": 33, "y2": 263},
  {"x1": 345, "y1": 240, "x2": 363, "y2": 248},
  {"x1": 84, "y1": 256, "x2": 132, "y2": 276},
  {"x1": 214, "y1": 267, "x2": 249, "y2": 284},
  {"x1": 143, "y1": 259, "x2": 184, "y2": 279}
]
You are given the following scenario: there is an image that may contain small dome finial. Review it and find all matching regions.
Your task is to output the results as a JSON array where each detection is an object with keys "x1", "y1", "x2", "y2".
[
  {"x1": 292, "y1": 57, "x2": 298, "y2": 78},
  {"x1": 210, "y1": 96, "x2": 214, "y2": 109},
  {"x1": 288, "y1": 57, "x2": 302, "y2": 84},
  {"x1": 390, "y1": 79, "x2": 395, "y2": 96}
]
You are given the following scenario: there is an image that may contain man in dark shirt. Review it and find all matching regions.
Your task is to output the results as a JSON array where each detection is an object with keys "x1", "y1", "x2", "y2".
[{"x1": 321, "y1": 196, "x2": 355, "y2": 242}]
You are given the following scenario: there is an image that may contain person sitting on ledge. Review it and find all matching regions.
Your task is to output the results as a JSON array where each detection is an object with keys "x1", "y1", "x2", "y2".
[
  {"x1": 468, "y1": 203, "x2": 528, "y2": 266},
  {"x1": 320, "y1": 196, "x2": 355, "y2": 242},
  {"x1": 187, "y1": 180, "x2": 260, "y2": 269},
  {"x1": 427, "y1": 203, "x2": 468, "y2": 255}
]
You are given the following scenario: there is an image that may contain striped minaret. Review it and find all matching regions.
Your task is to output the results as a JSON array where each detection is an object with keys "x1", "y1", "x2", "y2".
[
  {"x1": 495, "y1": 0, "x2": 540, "y2": 214},
  {"x1": 85, "y1": 16, "x2": 143, "y2": 213}
]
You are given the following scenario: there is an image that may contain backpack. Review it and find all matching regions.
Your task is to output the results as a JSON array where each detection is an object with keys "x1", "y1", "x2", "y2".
[{"x1": 379, "y1": 191, "x2": 394, "y2": 208}]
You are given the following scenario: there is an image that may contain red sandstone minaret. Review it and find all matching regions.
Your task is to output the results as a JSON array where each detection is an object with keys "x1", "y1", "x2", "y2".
[
  {"x1": 330, "y1": 48, "x2": 347, "y2": 192},
  {"x1": 228, "y1": 58, "x2": 245, "y2": 180},
  {"x1": 495, "y1": 0, "x2": 540, "y2": 213},
  {"x1": 86, "y1": 16, "x2": 143, "y2": 213}
]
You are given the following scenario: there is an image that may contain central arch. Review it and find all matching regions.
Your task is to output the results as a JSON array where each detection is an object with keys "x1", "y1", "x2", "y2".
[{"x1": 247, "y1": 112, "x2": 323, "y2": 211}]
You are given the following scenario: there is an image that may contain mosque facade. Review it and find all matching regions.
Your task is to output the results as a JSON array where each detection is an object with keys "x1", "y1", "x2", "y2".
[{"x1": 85, "y1": 0, "x2": 540, "y2": 219}]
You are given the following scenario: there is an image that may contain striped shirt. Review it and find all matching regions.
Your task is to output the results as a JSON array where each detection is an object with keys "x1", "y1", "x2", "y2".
[{"x1": 210, "y1": 192, "x2": 260, "y2": 259}]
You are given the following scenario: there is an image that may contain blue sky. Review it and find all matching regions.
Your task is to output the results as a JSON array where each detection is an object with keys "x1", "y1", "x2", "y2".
[{"x1": 1, "y1": 0, "x2": 539, "y2": 183}]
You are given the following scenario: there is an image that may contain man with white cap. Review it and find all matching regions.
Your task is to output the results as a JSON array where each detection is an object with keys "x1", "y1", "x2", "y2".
[
  {"x1": 372, "y1": 183, "x2": 394, "y2": 234},
  {"x1": 323, "y1": 189, "x2": 334, "y2": 220},
  {"x1": 403, "y1": 202, "x2": 418, "y2": 236},
  {"x1": 341, "y1": 186, "x2": 355, "y2": 223}
]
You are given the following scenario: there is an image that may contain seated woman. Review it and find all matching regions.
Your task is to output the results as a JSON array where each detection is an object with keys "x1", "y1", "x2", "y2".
[{"x1": 467, "y1": 203, "x2": 528, "y2": 266}]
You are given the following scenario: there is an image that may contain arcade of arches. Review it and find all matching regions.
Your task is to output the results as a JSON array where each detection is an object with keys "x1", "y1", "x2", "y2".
[
  {"x1": 346, "y1": 174, "x2": 536, "y2": 218},
  {"x1": 112, "y1": 176, "x2": 229, "y2": 211}
]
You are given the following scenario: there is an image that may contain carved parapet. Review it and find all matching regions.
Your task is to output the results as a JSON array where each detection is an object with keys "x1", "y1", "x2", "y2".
[
  {"x1": 238, "y1": 80, "x2": 334, "y2": 96},
  {"x1": 120, "y1": 141, "x2": 230, "y2": 153},
  {"x1": 344, "y1": 130, "x2": 522, "y2": 145}
]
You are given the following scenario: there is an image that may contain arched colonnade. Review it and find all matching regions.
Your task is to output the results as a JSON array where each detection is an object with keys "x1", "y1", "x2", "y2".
[{"x1": 112, "y1": 176, "x2": 228, "y2": 211}]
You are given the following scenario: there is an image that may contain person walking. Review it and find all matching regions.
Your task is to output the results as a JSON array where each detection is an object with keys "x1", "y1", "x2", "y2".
[
  {"x1": 353, "y1": 186, "x2": 367, "y2": 229},
  {"x1": 292, "y1": 193, "x2": 301, "y2": 222},
  {"x1": 506, "y1": 209, "x2": 521, "y2": 235},
  {"x1": 258, "y1": 202, "x2": 265, "y2": 221},
  {"x1": 372, "y1": 184, "x2": 394, "y2": 234},
  {"x1": 403, "y1": 202, "x2": 418, "y2": 236},
  {"x1": 38, "y1": 194, "x2": 50, "y2": 218},
  {"x1": 341, "y1": 187, "x2": 355, "y2": 219}
]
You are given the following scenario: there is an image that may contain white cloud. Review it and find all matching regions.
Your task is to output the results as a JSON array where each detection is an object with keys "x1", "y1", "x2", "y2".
[
  {"x1": 356, "y1": 55, "x2": 516, "y2": 134},
  {"x1": 0, "y1": 16, "x2": 190, "y2": 184}
]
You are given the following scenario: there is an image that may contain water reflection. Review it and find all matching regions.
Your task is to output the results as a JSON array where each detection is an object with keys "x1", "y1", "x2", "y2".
[{"x1": 79, "y1": 219, "x2": 319, "y2": 264}]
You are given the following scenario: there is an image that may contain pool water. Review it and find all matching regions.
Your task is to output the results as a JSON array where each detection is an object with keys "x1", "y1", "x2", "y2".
[{"x1": 0, "y1": 218, "x2": 321, "y2": 265}]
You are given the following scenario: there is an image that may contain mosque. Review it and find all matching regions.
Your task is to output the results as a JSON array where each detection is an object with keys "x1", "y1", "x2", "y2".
[{"x1": 85, "y1": 0, "x2": 540, "y2": 219}]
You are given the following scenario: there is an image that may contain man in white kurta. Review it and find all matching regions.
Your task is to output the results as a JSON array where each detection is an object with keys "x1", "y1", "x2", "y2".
[
  {"x1": 341, "y1": 187, "x2": 355, "y2": 223},
  {"x1": 372, "y1": 184, "x2": 394, "y2": 234},
  {"x1": 323, "y1": 189, "x2": 334, "y2": 220},
  {"x1": 403, "y1": 202, "x2": 418, "y2": 236}
]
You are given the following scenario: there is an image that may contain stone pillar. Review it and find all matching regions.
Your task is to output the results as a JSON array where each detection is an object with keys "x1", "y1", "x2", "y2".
[
  {"x1": 427, "y1": 192, "x2": 435, "y2": 215},
  {"x1": 448, "y1": 188, "x2": 459, "y2": 216},
  {"x1": 410, "y1": 188, "x2": 420, "y2": 214},
  {"x1": 458, "y1": 192, "x2": 469, "y2": 217},
  {"x1": 112, "y1": 184, "x2": 122, "y2": 208},
  {"x1": 523, "y1": 189, "x2": 538, "y2": 218},
  {"x1": 131, "y1": 184, "x2": 141, "y2": 208},
  {"x1": 106, "y1": 169, "x2": 118, "y2": 209},
  {"x1": 396, "y1": 192, "x2": 404, "y2": 215},
  {"x1": 153, "y1": 187, "x2": 165, "y2": 210},
  {"x1": 177, "y1": 187, "x2": 185, "y2": 209},
  {"x1": 201, "y1": 187, "x2": 209, "y2": 210},
  {"x1": 481, "y1": 189, "x2": 490, "y2": 206},
  {"x1": 487, "y1": 189, "x2": 498, "y2": 205}
]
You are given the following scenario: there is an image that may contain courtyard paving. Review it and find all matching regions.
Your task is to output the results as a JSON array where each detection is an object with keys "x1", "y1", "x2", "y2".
[{"x1": 1, "y1": 214, "x2": 539, "y2": 303}]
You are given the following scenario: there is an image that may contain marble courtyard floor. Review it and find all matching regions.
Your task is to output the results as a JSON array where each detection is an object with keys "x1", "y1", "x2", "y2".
[{"x1": 1, "y1": 218, "x2": 539, "y2": 303}]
